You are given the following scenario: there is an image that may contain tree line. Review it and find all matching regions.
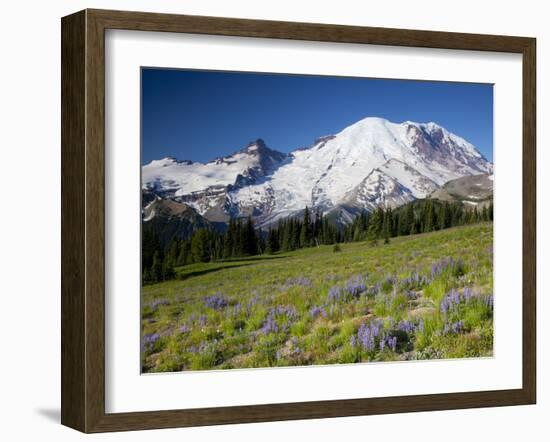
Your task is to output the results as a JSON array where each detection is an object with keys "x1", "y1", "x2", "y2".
[
  {"x1": 142, "y1": 199, "x2": 493, "y2": 284},
  {"x1": 343, "y1": 199, "x2": 493, "y2": 244}
]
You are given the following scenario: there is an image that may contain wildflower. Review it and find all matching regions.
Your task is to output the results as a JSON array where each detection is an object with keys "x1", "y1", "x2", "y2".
[
  {"x1": 198, "y1": 314, "x2": 208, "y2": 326},
  {"x1": 261, "y1": 305, "x2": 298, "y2": 335},
  {"x1": 282, "y1": 276, "x2": 312, "y2": 289},
  {"x1": 344, "y1": 274, "x2": 367, "y2": 298},
  {"x1": 356, "y1": 320, "x2": 384, "y2": 351},
  {"x1": 327, "y1": 285, "x2": 343, "y2": 303},
  {"x1": 398, "y1": 320, "x2": 416, "y2": 334},
  {"x1": 379, "y1": 336, "x2": 386, "y2": 351},
  {"x1": 142, "y1": 333, "x2": 161, "y2": 352},
  {"x1": 261, "y1": 315, "x2": 279, "y2": 335},
  {"x1": 203, "y1": 292, "x2": 229, "y2": 310},
  {"x1": 310, "y1": 305, "x2": 327, "y2": 319},
  {"x1": 179, "y1": 324, "x2": 190, "y2": 334},
  {"x1": 440, "y1": 289, "x2": 462, "y2": 315},
  {"x1": 462, "y1": 287, "x2": 474, "y2": 302},
  {"x1": 388, "y1": 336, "x2": 397, "y2": 352},
  {"x1": 149, "y1": 299, "x2": 169, "y2": 310},
  {"x1": 451, "y1": 320, "x2": 465, "y2": 334},
  {"x1": 442, "y1": 320, "x2": 465, "y2": 335}
]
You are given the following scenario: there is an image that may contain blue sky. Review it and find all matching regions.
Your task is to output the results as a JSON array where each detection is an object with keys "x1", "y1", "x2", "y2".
[{"x1": 141, "y1": 68, "x2": 493, "y2": 164}]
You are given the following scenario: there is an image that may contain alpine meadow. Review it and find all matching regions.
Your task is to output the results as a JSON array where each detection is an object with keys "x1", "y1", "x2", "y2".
[{"x1": 141, "y1": 69, "x2": 494, "y2": 373}]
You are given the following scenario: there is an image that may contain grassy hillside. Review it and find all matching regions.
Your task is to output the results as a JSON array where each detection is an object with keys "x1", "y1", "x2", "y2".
[{"x1": 142, "y1": 223, "x2": 493, "y2": 372}]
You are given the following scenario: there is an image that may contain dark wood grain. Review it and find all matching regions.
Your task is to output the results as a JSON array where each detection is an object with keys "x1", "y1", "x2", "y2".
[
  {"x1": 522, "y1": 38, "x2": 537, "y2": 403},
  {"x1": 61, "y1": 10, "x2": 86, "y2": 431},
  {"x1": 61, "y1": 8, "x2": 537, "y2": 433}
]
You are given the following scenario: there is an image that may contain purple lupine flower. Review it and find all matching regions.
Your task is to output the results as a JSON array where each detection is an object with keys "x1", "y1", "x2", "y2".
[
  {"x1": 246, "y1": 294, "x2": 260, "y2": 315},
  {"x1": 367, "y1": 282, "x2": 382, "y2": 297},
  {"x1": 357, "y1": 323, "x2": 375, "y2": 351},
  {"x1": 430, "y1": 257, "x2": 465, "y2": 281},
  {"x1": 451, "y1": 320, "x2": 465, "y2": 334},
  {"x1": 179, "y1": 324, "x2": 191, "y2": 334},
  {"x1": 344, "y1": 274, "x2": 367, "y2": 298},
  {"x1": 384, "y1": 275, "x2": 397, "y2": 288},
  {"x1": 310, "y1": 305, "x2": 327, "y2": 319},
  {"x1": 400, "y1": 270, "x2": 428, "y2": 290},
  {"x1": 282, "y1": 276, "x2": 312, "y2": 289},
  {"x1": 142, "y1": 332, "x2": 161, "y2": 352},
  {"x1": 225, "y1": 302, "x2": 241, "y2": 319},
  {"x1": 192, "y1": 340, "x2": 213, "y2": 354},
  {"x1": 327, "y1": 285, "x2": 343, "y2": 303},
  {"x1": 372, "y1": 320, "x2": 383, "y2": 337},
  {"x1": 198, "y1": 314, "x2": 208, "y2": 326},
  {"x1": 440, "y1": 297, "x2": 450, "y2": 315},
  {"x1": 203, "y1": 292, "x2": 229, "y2": 310},
  {"x1": 261, "y1": 315, "x2": 279, "y2": 335},
  {"x1": 462, "y1": 287, "x2": 474, "y2": 302},
  {"x1": 356, "y1": 320, "x2": 384, "y2": 351},
  {"x1": 384, "y1": 286, "x2": 398, "y2": 310},
  {"x1": 442, "y1": 320, "x2": 465, "y2": 335},
  {"x1": 431, "y1": 257, "x2": 450, "y2": 280},
  {"x1": 273, "y1": 305, "x2": 298, "y2": 321},
  {"x1": 261, "y1": 305, "x2": 298, "y2": 335},
  {"x1": 149, "y1": 299, "x2": 170, "y2": 310},
  {"x1": 233, "y1": 303, "x2": 242, "y2": 316},
  {"x1": 388, "y1": 336, "x2": 397, "y2": 352},
  {"x1": 350, "y1": 335, "x2": 357, "y2": 348},
  {"x1": 289, "y1": 336, "x2": 303, "y2": 356},
  {"x1": 449, "y1": 289, "x2": 461, "y2": 305},
  {"x1": 379, "y1": 335, "x2": 386, "y2": 351},
  {"x1": 398, "y1": 320, "x2": 416, "y2": 334}
]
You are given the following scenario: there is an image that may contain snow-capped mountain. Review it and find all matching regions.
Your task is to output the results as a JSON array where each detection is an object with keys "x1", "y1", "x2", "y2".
[{"x1": 142, "y1": 117, "x2": 493, "y2": 227}]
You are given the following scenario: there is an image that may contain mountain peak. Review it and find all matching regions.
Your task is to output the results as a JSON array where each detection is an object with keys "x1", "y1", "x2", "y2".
[
  {"x1": 236, "y1": 139, "x2": 287, "y2": 166},
  {"x1": 246, "y1": 138, "x2": 267, "y2": 150},
  {"x1": 146, "y1": 156, "x2": 193, "y2": 167},
  {"x1": 357, "y1": 116, "x2": 390, "y2": 124}
]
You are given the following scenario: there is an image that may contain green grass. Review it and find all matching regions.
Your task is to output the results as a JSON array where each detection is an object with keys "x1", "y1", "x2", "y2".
[{"x1": 141, "y1": 223, "x2": 493, "y2": 372}]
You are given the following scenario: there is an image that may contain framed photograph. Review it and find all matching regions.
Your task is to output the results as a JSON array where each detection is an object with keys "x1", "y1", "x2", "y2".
[{"x1": 61, "y1": 9, "x2": 536, "y2": 432}]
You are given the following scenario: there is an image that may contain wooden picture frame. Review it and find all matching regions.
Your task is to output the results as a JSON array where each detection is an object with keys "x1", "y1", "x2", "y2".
[{"x1": 61, "y1": 8, "x2": 536, "y2": 433}]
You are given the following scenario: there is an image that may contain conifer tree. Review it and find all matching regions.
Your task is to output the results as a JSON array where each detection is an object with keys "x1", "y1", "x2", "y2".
[
  {"x1": 162, "y1": 254, "x2": 175, "y2": 280},
  {"x1": 151, "y1": 251, "x2": 163, "y2": 282},
  {"x1": 424, "y1": 200, "x2": 435, "y2": 232},
  {"x1": 403, "y1": 204, "x2": 415, "y2": 236},
  {"x1": 383, "y1": 209, "x2": 391, "y2": 244},
  {"x1": 367, "y1": 207, "x2": 384, "y2": 239},
  {"x1": 191, "y1": 228, "x2": 210, "y2": 263},
  {"x1": 266, "y1": 228, "x2": 279, "y2": 254},
  {"x1": 177, "y1": 240, "x2": 190, "y2": 265},
  {"x1": 223, "y1": 218, "x2": 235, "y2": 258},
  {"x1": 300, "y1": 206, "x2": 312, "y2": 247}
]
